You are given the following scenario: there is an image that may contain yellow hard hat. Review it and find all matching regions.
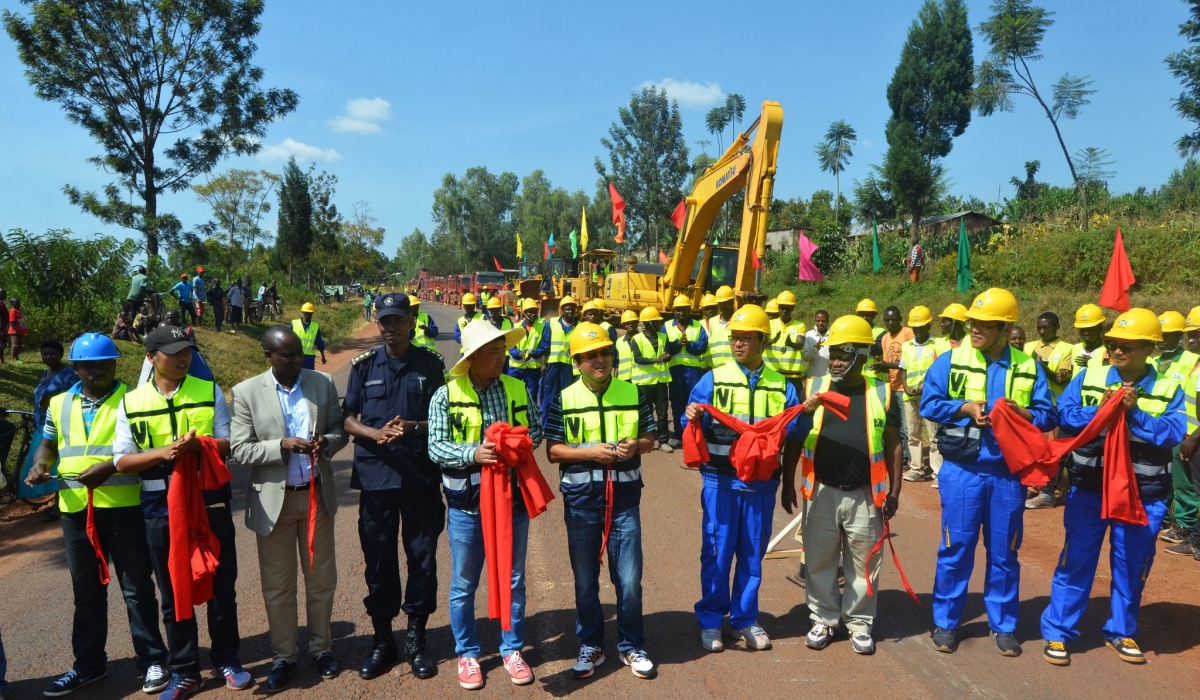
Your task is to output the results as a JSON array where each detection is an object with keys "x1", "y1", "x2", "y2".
[
  {"x1": 1074, "y1": 303, "x2": 1104, "y2": 329},
  {"x1": 776, "y1": 289, "x2": 797, "y2": 306},
  {"x1": 765, "y1": 299, "x2": 780, "y2": 313},
  {"x1": 939, "y1": 303, "x2": 969, "y2": 323},
  {"x1": 1107, "y1": 308, "x2": 1162, "y2": 343},
  {"x1": 827, "y1": 315, "x2": 875, "y2": 346},
  {"x1": 487, "y1": 297, "x2": 503, "y2": 309},
  {"x1": 726, "y1": 304, "x2": 770, "y2": 334},
  {"x1": 520, "y1": 298, "x2": 539, "y2": 312},
  {"x1": 300, "y1": 302, "x2": 316, "y2": 314},
  {"x1": 408, "y1": 295, "x2": 420, "y2": 306},
  {"x1": 639, "y1": 306, "x2": 662, "y2": 323},
  {"x1": 715, "y1": 285, "x2": 735, "y2": 303},
  {"x1": 672, "y1": 294, "x2": 691, "y2": 309},
  {"x1": 965, "y1": 288, "x2": 1019, "y2": 323},
  {"x1": 559, "y1": 295, "x2": 578, "y2": 308},
  {"x1": 593, "y1": 298, "x2": 608, "y2": 311},
  {"x1": 582, "y1": 299, "x2": 601, "y2": 313},
  {"x1": 621, "y1": 309, "x2": 639, "y2": 324},
  {"x1": 569, "y1": 322, "x2": 614, "y2": 357},
  {"x1": 462, "y1": 293, "x2": 478, "y2": 306},
  {"x1": 1185, "y1": 306, "x2": 1200, "y2": 332},
  {"x1": 908, "y1": 305, "x2": 933, "y2": 327},
  {"x1": 701, "y1": 293, "x2": 717, "y2": 308},
  {"x1": 1158, "y1": 310, "x2": 1186, "y2": 334},
  {"x1": 856, "y1": 298, "x2": 878, "y2": 313}
]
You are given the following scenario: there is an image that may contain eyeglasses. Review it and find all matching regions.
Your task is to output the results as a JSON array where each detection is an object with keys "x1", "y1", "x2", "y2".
[
  {"x1": 970, "y1": 320, "x2": 1005, "y2": 332},
  {"x1": 578, "y1": 348, "x2": 613, "y2": 362},
  {"x1": 728, "y1": 335, "x2": 759, "y2": 346},
  {"x1": 1104, "y1": 340, "x2": 1149, "y2": 355}
]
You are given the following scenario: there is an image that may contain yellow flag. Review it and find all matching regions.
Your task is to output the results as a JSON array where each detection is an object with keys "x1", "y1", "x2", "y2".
[
  {"x1": 580, "y1": 206, "x2": 589, "y2": 253},
  {"x1": 516, "y1": 232, "x2": 523, "y2": 259}
]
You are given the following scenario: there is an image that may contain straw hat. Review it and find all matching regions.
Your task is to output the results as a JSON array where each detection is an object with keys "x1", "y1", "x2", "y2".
[{"x1": 450, "y1": 319, "x2": 525, "y2": 378}]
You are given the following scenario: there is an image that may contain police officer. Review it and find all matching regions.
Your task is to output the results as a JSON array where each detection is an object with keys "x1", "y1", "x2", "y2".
[
  {"x1": 342, "y1": 293, "x2": 447, "y2": 681},
  {"x1": 28, "y1": 333, "x2": 171, "y2": 697},
  {"x1": 409, "y1": 295, "x2": 440, "y2": 353}
]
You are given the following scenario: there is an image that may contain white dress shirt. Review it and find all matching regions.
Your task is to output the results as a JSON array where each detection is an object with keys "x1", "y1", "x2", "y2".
[
  {"x1": 113, "y1": 380, "x2": 231, "y2": 466},
  {"x1": 272, "y1": 373, "x2": 313, "y2": 486}
]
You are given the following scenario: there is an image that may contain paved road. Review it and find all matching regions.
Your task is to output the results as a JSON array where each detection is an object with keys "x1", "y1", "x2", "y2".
[{"x1": 1, "y1": 303, "x2": 1198, "y2": 699}]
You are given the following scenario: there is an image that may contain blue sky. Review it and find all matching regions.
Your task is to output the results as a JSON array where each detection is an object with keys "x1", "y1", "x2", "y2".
[{"x1": 0, "y1": 0, "x2": 1194, "y2": 256}]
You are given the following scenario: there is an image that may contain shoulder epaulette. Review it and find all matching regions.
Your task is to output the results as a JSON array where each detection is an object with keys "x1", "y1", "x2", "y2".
[{"x1": 351, "y1": 349, "x2": 377, "y2": 366}]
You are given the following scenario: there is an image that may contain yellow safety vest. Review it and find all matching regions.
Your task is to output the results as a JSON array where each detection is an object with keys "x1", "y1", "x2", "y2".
[
  {"x1": 769, "y1": 318, "x2": 807, "y2": 378},
  {"x1": 50, "y1": 385, "x2": 141, "y2": 513},
  {"x1": 547, "y1": 317, "x2": 574, "y2": 365},
  {"x1": 703, "y1": 361, "x2": 788, "y2": 476},
  {"x1": 560, "y1": 378, "x2": 640, "y2": 448},
  {"x1": 1023, "y1": 339, "x2": 1074, "y2": 398},
  {"x1": 511, "y1": 319, "x2": 544, "y2": 370},
  {"x1": 292, "y1": 319, "x2": 319, "y2": 356},
  {"x1": 630, "y1": 332, "x2": 670, "y2": 385},
  {"x1": 122, "y1": 376, "x2": 217, "y2": 450},
  {"x1": 412, "y1": 311, "x2": 437, "y2": 351},
  {"x1": 708, "y1": 317, "x2": 732, "y2": 367},
  {"x1": 665, "y1": 318, "x2": 704, "y2": 369},
  {"x1": 1076, "y1": 365, "x2": 1180, "y2": 478},
  {"x1": 616, "y1": 336, "x2": 634, "y2": 381},
  {"x1": 1071, "y1": 343, "x2": 1108, "y2": 377},
  {"x1": 938, "y1": 344, "x2": 1037, "y2": 462},
  {"x1": 900, "y1": 338, "x2": 940, "y2": 401},
  {"x1": 444, "y1": 374, "x2": 529, "y2": 446},
  {"x1": 801, "y1": 375, "x2": 890, "y2": 507}
]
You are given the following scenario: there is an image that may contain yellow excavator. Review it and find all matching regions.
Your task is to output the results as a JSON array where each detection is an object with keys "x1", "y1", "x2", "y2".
[{"x1": 603, "y1": 99, "x2": 783, "y2": 313}]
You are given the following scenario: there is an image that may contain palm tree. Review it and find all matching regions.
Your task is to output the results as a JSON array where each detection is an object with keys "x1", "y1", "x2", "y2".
[
  {"x1": 705, "y1": 106, "x2": 729, "y2": 153},
  {"x1": 725, "y1": 93, "x2": 746, "y2": 147},
  {"x1": 815, "y1": 120, "x2": 857, "y2": 226}
]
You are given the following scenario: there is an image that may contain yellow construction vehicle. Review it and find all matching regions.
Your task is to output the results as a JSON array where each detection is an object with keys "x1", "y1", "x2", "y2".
[
  {"x1": 603, "y1": 100, "x2": 782, "y2": 314},
  {"x1": 518, "y1": 249, "x2": 617, "y2": 317}
]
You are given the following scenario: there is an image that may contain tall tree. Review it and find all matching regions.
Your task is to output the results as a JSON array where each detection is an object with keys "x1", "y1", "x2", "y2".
[
  {"x1": 192, "y1": 169, "x2": 280, "y2": 256},
  {"x1": 273, "y1": 158, "x2": 313, "y2": 283},
  {"x1": 595, "y1": 87, "x2": 690, "y2": 258},
  {"x1": 725, "y1": 93, "x2": 746, "y2": 146},
  {"x1": 1073, "y1": 147, "x2": 1116, "y2": 187},
  {"x1": 883, "y1": 0, "x2": 974, "y2": 244},
  {"x1": 974, "y1": 0, "x2": 1096, "y2": 227},
  {"x1": 431, "y1": 167, "x2": 519, "y2": 272},
  {"x1": 308, "y1": 167, "x2": 341, "y2": 285},
  {"x1": 4, "y1": 0, "x2": 298, "y2": 256},
  {"x1": 705, "y1": 106, "x2": 729, "y2": 153},
  {"x1": 338, "y1": 201, "x2": 386, "y2": 283},
  {"x1": 1166, "y1": 1, "x2": 1200, "y2": 157},
  {"x1": 815, "y1": 120, "x2": 858, "y2": 226}
]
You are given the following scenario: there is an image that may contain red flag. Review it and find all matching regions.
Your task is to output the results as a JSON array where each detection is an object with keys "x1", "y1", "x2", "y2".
[
  {"x1": 751, "y1": 248, "x2": 762, "y2": 271},
  {"x1": 493, "y1": 256, "x2": 504, "y2": 272},
  {"x1": 614, "y1": 214, "x2": 626, "y2": 244},
  {"x1": 670, "y1": 198, "x2": 687, "y2": 230},
  {"x1": 609, "y1": 183, "x2": 627, "y2": 244},
  {"x1": 658, "y1": 249, "x2": 671, "y2": 265},
  {"x1": 1098, "y1": 226, "x2": 1135, "y2": 312},
  {"x1": 543, "y1": 241, "x2": 550, "y2": 261}
]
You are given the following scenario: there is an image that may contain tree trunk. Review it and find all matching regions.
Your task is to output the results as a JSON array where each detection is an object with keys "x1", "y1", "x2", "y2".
[
  {"x1": 1031, "y1": 90, "x2": 1089, "y2": 231},
  {"x1": 909, "y1": 204, "x2": 923, "y2": 247},
  {"x1": 144, "y1": 156, "x2": 159, "y2": 257},
  {"x1": 834, "y1": 171, "x2": 841, "y2": 228}
]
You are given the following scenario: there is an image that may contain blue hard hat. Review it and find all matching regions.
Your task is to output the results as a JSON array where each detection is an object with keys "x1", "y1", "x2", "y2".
[{"x1": 69, "y1": 333, "x2": 121, "y2": 362}]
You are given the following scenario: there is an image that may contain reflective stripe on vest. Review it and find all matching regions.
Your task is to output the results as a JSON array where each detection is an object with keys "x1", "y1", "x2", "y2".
[
  {"x1": 559, "y1": 378, "x2": 641, "y2": 485},
  {"x1": 770, "y1": 319, "x2": 807, "y2": 377},
  {"x1": 704, "y1": 362, "x2": 788, "y2": 474},
  {"x1": 292, "y1": 319, "x2": 319, "y2": 356},
  {"x1": 1077, "y1": 365, "x2": 1180, "y2": 476},
  {"x1": 548, "y1": 317, "x2": 574, "y2": 365},
  {"x1": 412, "y1": 311, "x2": 437, "y2": 351},
  {"x1": 630, "y1": 332, "x2": 670, "y2": 385},
  {"x1": 1186, "y1": 363, "x2": 1200, "y2": 431},
  {"x1": 800, "y1": 374, "x2": 891, "y2": 507},
  {"x1": 442, "y1": 374, "x2": 529, "y2": 490},
  {"x1": 121, "y1": 377, "x2": 217, "y2": 500},
  {"x1": 511, "y1": 319, "x2": 545, "y2": 370},
  {"x1": 616, "y1": 337, "x2": 634, "y2": 381},
  {"x1": 51, "y1": 385, "x2": 141, "y2": 513},
  {"x1": 709, "y1": 318, "x2": 733, "y2": 367},
  {"x1": 946, "y1": 344, "x2": 1038, "y2": 406},
  {"x1": 900, "y1": 339, "x2": 940, "y2": 401},
  {"x1": 665, "y1": 319, "x2": 704, "y2": 369}
]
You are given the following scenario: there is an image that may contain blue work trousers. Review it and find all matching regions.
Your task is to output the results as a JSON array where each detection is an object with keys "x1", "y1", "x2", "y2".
[
  {"x1": 669, "y1": 365, "x2": 703, "y2": 441},
  {"x1": 695, "y1": 482, "x2": 777, "y2": 630},
  {"x1": 447, "y1": 507, "x2": 529, "y2": 659},
  {"x1": 508, "y1": 367, "x2": 541, "y2": 409},
  {"x1": 564, "y1": 504, "x2": 645, "y2": 654},
  {"x1": 1040, "y1": 488, "x2": 1167, "y2": 643},
  {"x1": 538, "y1": 363, "x2": 575, "y2": 430},
  {"x1": 302, "y1": 354, "x2": 316, "y2": 370},
  {"x1": 933, "y1": 461, "x2": 1025, "y2": 633}
]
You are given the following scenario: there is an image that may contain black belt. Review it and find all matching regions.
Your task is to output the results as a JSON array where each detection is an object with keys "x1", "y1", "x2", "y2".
[
  {"x1": 285, "y1": 479, "x2": 320, "y2": 492},
  {"x1": 832, "y1": 483, "x2": 865, "y2": 491}
]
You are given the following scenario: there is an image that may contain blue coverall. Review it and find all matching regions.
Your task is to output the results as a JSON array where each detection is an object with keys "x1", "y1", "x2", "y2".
[
  {"x1": 682, "y1": 363, "x2": 807, "y2": 631},
  {"x1": 666, "y1": 319, "x2": 710, "y2": 442},
  {"x1": 535, "y1": 317, "x2": 577, "y2": 430},
  {"x1": 919, "y1": 347, "x2": 1057, "y2": 634},
  {"x1": 508, "y1": 321, "x2": 544, "y2": 407},
  {"x1": 1040, "y1": 366, "x2": 1185, "y2": 644}
]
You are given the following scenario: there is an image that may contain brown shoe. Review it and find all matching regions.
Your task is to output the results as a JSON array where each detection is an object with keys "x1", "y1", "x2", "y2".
[
  {"x1": 1160, "y1": 523, "x2": 1188, "y2": 544},
  {"x1": 1164, "y1": 541, "x2": 1195, "y2": 556}
]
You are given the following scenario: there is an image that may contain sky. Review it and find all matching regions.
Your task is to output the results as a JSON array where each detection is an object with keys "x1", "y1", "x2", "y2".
[{"x1": 0, "y1": 0, "x2": 1195, "y2": 258}]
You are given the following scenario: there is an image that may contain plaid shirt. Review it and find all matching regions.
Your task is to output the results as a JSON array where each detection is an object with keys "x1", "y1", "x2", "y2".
[
  {"x1": 908, "y1": 244, "x2": 924, "y2": 268},
  {"x1": 428, "y1": 376, "x2": 543, "y2": 469}
]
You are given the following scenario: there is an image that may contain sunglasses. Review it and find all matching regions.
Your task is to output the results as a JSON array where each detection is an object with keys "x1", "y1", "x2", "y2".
[
  {"x1": 1104, "y1": 340, "x2": 1149, "y2": 355},
  {"x1": 578, "y1": 347, "x2": 613, "y2": 362}
]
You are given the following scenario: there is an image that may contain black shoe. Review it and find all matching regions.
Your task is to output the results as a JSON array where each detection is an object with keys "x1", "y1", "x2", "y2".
[
  {"x1": 265, "y1": 660, "x2": 294, "y2": 694},
  {"x1": 931, "y1": 627, "x2": 958, "y2": 653},
  {"x1": 359, "y1": 636, "x2": 398, "y2": 680},
  {"x1": 316, "y1": 652, "x2": 339, "y2": 679},
  {"x1": 44, "y1": 669, "x2": 106, "y2": 697},
  {"x1": 405, "y1": 615, "x2": 437, "y2": 679},
  {"x1": 991, "y1": 631, "x2": 1022, "y2": 657}
]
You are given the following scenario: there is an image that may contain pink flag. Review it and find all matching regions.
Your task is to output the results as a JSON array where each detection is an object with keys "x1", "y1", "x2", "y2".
[{"x1": 797, "y1": 232, "x2": 824, "y2": 282}]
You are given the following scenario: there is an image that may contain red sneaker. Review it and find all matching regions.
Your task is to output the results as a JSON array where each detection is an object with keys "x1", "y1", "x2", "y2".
[
  {"x1": 503, "y1": 651, "x2": 534, "y2": 685},
  {"x1": 457, "y1": 657, "x2": 484, "y2": 690}
]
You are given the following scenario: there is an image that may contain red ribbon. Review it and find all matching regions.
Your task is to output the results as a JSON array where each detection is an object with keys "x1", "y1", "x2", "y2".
[
  {"x1": 865, "y1": 516, "x2": 920, "y2": 605},
  {"x1": 682, "y1": 404, "x2": 806, "y2": 481},
  {"x1": 166, "y1": 436, "x2": 232, "y2": 620},
  {"x1": 307, "y1": 450, "x2": 318, "y2": 573},
  {"x1": 85, "y1": 489, "x2": 110, "y2": 585}
]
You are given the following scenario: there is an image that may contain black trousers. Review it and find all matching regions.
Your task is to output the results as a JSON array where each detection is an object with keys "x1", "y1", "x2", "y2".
[
  {"x1": 177, "y1": 301, "x2": 196, "y2": 325},
  {"x1": 1189, "y1": 450, "x2": 1200, "y2": 548},
  {"x1": 358, "y1": 485, "x2": 445, "y2": 619},
  {"x1": 211, "y1": 301, "x2": 224, "y2": 331},
  {"x1": 61, "y1": 506, "x2": 167, "y2": 676},
  {"x1": 638, "y1": 383, "x2": 671, "y2": 443},
  {"x1": 145, "y1": 504, "x2": 240, "y2": 678}
]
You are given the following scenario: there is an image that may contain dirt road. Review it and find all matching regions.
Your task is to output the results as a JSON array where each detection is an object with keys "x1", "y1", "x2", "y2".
[{"x1": 1, "y1": 303, "x2": 1198, "y2": 699}]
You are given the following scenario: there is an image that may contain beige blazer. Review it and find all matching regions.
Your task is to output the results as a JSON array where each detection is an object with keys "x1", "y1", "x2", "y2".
[{"x1": 230, "y1": 369, "x2": 348, "y2": 538}]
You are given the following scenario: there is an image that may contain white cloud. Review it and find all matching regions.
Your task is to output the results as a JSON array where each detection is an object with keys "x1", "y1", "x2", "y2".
[
  {"x1": 329, "y1": 97, "x2": 392, "y2": 135},
  {"x1": 257, "y1": 138, "x2": 342, "y2": 163},
  {"x1": 639, "y1": 78, "x2": 724, "y2": 109}
]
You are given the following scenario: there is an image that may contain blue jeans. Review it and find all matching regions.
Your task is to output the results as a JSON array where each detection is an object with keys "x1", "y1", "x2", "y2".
[
  {"x1": 564, "y1": 504, "x2": 644, "y2": 653},
  {"x1": 695, "y1": 481, "x2": 777, "y2": 630},
  {"x1": 1041, "y1": 488, "x2": 1168, "y2": 643},
  {"x1": 447, "y1": 507, "x2": 529, "y2": 658}
]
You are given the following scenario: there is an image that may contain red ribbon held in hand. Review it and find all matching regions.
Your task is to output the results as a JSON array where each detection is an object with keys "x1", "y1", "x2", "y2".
[{"x1": 86, "y1": 489, "x2": 110, "y2": 585}]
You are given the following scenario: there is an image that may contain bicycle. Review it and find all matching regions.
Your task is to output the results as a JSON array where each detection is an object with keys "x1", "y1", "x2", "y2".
[{"x1": 0, "y1": 409, "x2": 37, "y2": 502}]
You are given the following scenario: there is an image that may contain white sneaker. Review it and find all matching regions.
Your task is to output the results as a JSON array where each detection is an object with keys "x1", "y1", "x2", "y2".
[
  {"x1": 142, "y1": 663, "x2": 169, "y2": 694},
  {"x1": 700, "y1": 628, "x2": 724, "y2": 652},
  {"x1": 657, "y1": 442, "x2": 674, "y2": 453},
  {"x1": 620, "y1": 650, "x2": 657, "y2": 679},
  {"x1": 806, "y1": 622, "x2": 833, "y2": 650},
  {"x1": 850, "y1": 631, "x2": 876, "y2": 655},
  {"x1": 732, "y1": 624, "x2": 772, "y2": 650},
  {"x1": 571, "y1": 645, "x2": 605, "y2": 679}
]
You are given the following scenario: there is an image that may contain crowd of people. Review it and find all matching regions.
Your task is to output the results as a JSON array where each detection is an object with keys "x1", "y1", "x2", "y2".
[
  {"x1": 123, "y1": 267, "x2": 282, "y2": 338},
  {"x1": 1, "y1": 280, "x2": 1196, "y2": 699}
]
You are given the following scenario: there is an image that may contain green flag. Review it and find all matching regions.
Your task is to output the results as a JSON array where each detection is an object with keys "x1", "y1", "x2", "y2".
[
  {"x1": 569, "y1": 229, "x2": 578, "y2": 258},
  {"x1": 956, "y1": 218, "x2": 972, "y2": 293},
  {"x1": 871, "y1": 218, "x2": 882, "y2": 272}
]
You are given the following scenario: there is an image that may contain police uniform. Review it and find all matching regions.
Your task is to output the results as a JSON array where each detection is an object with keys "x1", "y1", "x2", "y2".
[{"x1": 342, "y1": 294, "x2": 448, "y2": 634}]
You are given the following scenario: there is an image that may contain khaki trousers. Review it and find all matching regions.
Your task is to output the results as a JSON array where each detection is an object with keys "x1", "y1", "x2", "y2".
[
  {"x1": 903, "y1": 399, "x2": 942, "y2": 474},
  {"x1": 802, "y1": 482, "x2": 883, "y2": 634},
  {"x1": 257, "y1": 485, "x2": 337, "y2": 662}
]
